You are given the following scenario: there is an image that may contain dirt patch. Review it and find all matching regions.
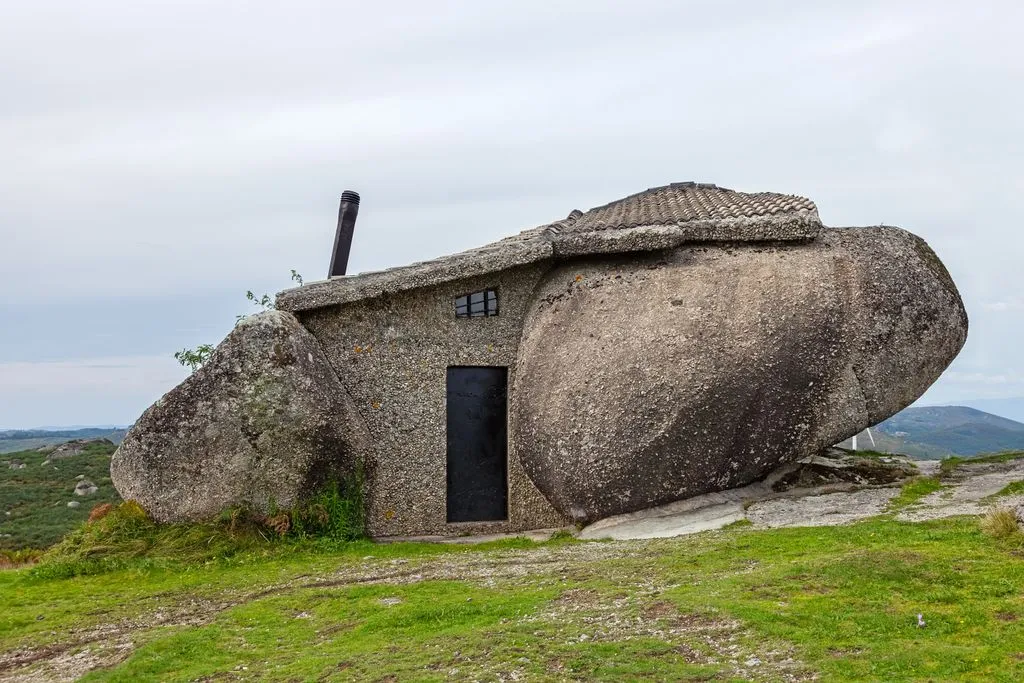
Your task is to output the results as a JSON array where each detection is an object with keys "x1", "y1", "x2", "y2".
[
  {"x1": 520, "y1": 586, "x2": 812, "y2": 681},
  {"x1": 0, "y1": 595, "x2": 236, "y2": 682},
  {"x1": 899, "y1": 459, "x2": 1024, "y2": 522}
]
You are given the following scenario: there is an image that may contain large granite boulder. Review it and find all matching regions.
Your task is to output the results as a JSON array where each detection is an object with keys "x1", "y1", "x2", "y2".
[
  {"x1": 111, "y1": 310, "x2": 369, "y2": 522},
  {"x1": 511, "y1": 227, "x2": 967, "y2": 523}
]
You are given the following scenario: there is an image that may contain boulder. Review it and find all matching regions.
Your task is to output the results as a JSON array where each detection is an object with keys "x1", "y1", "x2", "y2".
[
  {"x1": 46, "y1": 441, "x2": 84, "y2": 459},
  {"x1": 512, "y1": 227, "x2": 967, "y2": 523},
  {"x1": 74, "y1": 480, "x2": 97, "y2": 496},
  {"x1": 111, "y1": 310, "x2": 370, "y2": 523}
]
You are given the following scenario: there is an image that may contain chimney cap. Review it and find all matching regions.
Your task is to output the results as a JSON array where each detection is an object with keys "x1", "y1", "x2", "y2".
[{"x1": 340, "y1": 190, "x2": 360, "y2": 205}]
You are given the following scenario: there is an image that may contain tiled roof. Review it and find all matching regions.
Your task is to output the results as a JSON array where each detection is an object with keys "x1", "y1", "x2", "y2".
[
  {"x1": 565, "y1": 182, "x2": 817, "y2": 232},
  {"x1": 276, "y1": 182, "x2": 822, "y2": 312}
]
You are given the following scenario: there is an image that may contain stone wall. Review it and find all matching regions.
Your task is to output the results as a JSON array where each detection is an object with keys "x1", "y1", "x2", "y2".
[{"x1": 298, "y1": 262, "x2": 569, "y2": 537}]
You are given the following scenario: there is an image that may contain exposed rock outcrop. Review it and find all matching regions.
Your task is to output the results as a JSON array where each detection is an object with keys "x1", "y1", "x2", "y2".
[
  {"x1": 512, "y1": 227, "x2": 967, "y2": 523},
  {"x1": 41, "y1": 438, "x2": 115, "y2": 464},
  {"x1": 110, "y1": 311, "x2": 369, "y2": 522},
  {"x1": 74, "y1": 480, "x2": 98, "y2": 496}
]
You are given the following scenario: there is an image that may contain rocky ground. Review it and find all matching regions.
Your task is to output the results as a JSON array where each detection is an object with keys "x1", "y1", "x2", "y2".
[{"x1": 581, "y1": 450, "x2": 1024, "y2": 540}]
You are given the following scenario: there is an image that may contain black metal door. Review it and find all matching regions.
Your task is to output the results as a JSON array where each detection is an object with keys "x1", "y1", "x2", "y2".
[{"x1": 446, "y1": 366, "x2": 508, "y2": 522}]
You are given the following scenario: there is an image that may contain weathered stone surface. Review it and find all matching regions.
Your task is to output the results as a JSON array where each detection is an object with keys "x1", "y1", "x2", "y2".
[
  {"x1": 111, "y1": 310, "x2": 370, "y2": 522},
  {"x1": 771, "y1": 449, "x2": 918, "y2": 491},
  {"x1": 73, "y1": 480, "x2": 97, "y2": 496},
  {"x1": 47, "y1": 439, "x2": 113, "y2": 460},
  {"x1": 512, "y1": 227, "x2": 967, "y2": 523}
]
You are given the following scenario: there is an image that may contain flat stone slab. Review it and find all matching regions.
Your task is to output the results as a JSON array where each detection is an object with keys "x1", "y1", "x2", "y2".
[
  {"x1": 747, "y1": 487, "x2": 900, "y2": 528},
  {"x1": 581, "y1": 455, "x2": 1024, "y2": 541}
]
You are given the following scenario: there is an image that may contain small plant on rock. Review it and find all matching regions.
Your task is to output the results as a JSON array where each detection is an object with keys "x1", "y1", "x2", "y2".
[
  {"x1": 175, "y1": 270, "x2": 304, "y2": 373},
  {"x1": 174, "y1": 344, "x2": 214, "y2": 373}
]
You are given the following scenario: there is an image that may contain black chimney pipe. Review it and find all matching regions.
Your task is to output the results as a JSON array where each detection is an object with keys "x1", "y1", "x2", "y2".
[{"x1": 328, "y1": 190, "x2": 360, "y2": 277}]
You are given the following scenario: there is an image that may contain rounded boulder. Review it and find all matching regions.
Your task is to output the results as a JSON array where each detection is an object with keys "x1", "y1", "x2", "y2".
[
  {"x1": 511, "y1": 227, "x2": 967, "y2": 523},
  {"x1": 111, "y1": 310, "x2": 369, "y2": 522}
]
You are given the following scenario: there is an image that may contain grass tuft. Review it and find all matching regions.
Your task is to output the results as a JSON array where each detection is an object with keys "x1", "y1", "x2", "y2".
[
  {"x1": 290, "y1": 470, "x2": 366, "y2": 542},
  {"x1": 31, "y1": 471, "x2": 368, "y2": 579},
  {"x1": 980, "y1": 507, "x2": 1020, "y2": 539},
  {"x1": 30, "y1": 499, "x2": 270, "y2": 579},
  {"x1": 723, "y1": 518, "x2": 754, "y2": 529},
  {"x1": 886, "y1": 476, "x2": 944, "y2": 511}
]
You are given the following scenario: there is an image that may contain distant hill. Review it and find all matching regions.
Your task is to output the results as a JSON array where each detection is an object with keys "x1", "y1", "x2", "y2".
[
  {"x1": 837, "y1": 406, "x2": 1024, "y2": 458},
  {"x1": 957, "y1": 397, "x2": 1024, "y2": 424},
  {"x1": 0, "y1": 428, "x2": 129, "y2": 454}
]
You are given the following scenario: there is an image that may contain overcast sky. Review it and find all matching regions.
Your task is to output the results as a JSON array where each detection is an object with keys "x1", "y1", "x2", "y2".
[{"x1": 1, "y1": 0, "x2": 1022, "y2": 428}]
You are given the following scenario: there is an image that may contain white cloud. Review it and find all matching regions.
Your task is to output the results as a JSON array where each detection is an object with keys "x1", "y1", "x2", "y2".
[
  {"x1": 1, "y1": 0, "x2": 1023, "y2": 424},
  {"x1": 983, "y1": 298, "x2": 1024, "y2": 313},
  {"x1": 0, "y1": 356, "x2": 186, "y2": 427},
  {"x1": 0, "y1": 356, "x2": 184, "y2": 394}
]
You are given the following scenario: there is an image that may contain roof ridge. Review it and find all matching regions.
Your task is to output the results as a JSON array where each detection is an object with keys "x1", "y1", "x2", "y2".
[{"x1": 276, "y1": 182, "x2": 823, "y2": 313}]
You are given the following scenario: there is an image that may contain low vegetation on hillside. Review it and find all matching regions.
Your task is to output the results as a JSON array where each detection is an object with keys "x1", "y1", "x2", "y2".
[
  {"x1": 0, "y1": 440, "x2": 122, "y2": 550},
  {"x1": 869, "y1": 406, "x2": 1024, "y2": 458},
  {"x1": 0, "y1": 428, "x2": 128, "y2": 455}
]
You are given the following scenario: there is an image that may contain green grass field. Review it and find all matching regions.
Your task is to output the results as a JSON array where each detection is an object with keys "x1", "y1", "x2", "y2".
[
  {"x1": 4, "y1": 447, "x2": 1024, "y2": 680},
  {"x1": 0, "y1": 441, "x2": 121, "y2": 550},
  {"x1": 3, "y1": 515, "x2": 1024, "y2": 681}
]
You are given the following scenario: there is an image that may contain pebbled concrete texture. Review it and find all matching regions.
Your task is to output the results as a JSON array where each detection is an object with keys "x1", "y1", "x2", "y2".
[{"x1": 297, "y1": 263, "x2": 568, "y2": 538}]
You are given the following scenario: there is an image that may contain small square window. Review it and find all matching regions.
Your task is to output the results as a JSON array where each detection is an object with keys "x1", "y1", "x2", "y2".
[
  {"x1": 455, "y1": 289, "x2": 498, "y2": 318},
  {"x1": 455, "y1": 295, "x2": 469, "y2": 317}
]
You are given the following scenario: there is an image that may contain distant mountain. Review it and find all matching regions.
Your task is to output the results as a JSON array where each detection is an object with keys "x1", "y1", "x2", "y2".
[
  {"x1": 0, "y1": 427, "x2": 129, "y2": 454},
  {"x1": 955, "y1": 397, "x2": 1024, "y2": 425},
  {"x1": 838, "y1": 406, "x2": 1024, "y2": 458}
]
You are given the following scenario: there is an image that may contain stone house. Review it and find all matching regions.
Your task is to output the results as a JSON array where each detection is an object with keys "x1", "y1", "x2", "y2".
[
  {"x1": 113, "y1": 182, "x2": 967, "y2": 538},
  {"x1": 272, "y1": 182, "x2": 963, "y2": 537}
]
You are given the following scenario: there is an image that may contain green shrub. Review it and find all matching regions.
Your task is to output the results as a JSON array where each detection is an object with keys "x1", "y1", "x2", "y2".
[
  {"x1": 0, "y1": 547, "x2": 44, "y2": 568},
  {"x1": 290, "y1": 469, "x2": 366, "y2": 542},
  {"x1": 31, "y1": 470, "x2": 367, "y2": 578}
]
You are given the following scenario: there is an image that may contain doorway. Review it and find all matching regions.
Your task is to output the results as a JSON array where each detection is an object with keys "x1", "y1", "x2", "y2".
[{"x1": 446, "y1": 366, "x2": 508, "y2": 522}]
